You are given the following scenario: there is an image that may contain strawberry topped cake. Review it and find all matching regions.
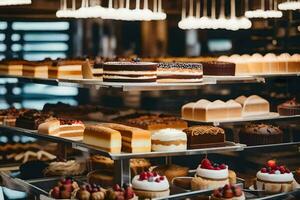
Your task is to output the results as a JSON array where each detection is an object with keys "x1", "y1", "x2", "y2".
[
  {"x1": 211, "y1": 184, "x2": 245, "y2": 200},
  {"x1": 132, "y1": 171, "x2": 170, "y2": 199},
  {"x1": 191, "y1": 158, "x2": 236, "y2": 190},
  {"x1": 254, "y1": 160, "x2": 294, "y2": 194}
]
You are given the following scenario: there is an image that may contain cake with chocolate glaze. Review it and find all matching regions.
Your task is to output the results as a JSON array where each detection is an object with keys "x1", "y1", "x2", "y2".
[
  {"x1": 157, "y1": 62, "x2": 203, "y2": 83},
  {"x1": 277, "y1": 98, "x2": 300, "y2": 116},
  {"x1": 103, "y1": 60, "x2": 157, "y2": 83},
  {"x1": 183, "y1": 126, "x2": 226, "y2": 149},
  {"x1": 211, "y1": 184, "x2": 245, "y2": 200},
  {"x1": 239, "y1": 124, "x2": 283, "y2": 146},
  {"x1": 16, "y1": 110, "x2": 53, "y2": 130},
  {"x1": 202, "y1": 61, "x2": 236, "y2": 76}
]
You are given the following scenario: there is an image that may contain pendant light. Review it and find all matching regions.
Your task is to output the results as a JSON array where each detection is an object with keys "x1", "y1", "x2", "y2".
[
  {"x1": 278, "y1": 0, "x2": 300, "y2": 10},
  {"x1": 0, "y1": 0, "x2": 31, "y2": 6},
  {"x1": 245, "y1": 0, "x2": 283, "y2": 18}
]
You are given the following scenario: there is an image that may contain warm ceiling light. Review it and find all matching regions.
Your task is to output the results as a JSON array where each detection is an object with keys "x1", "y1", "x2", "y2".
[
  {"x1": 0, "y1": 0, "x2": 31, "y2": 6},
  {"x1": 278, "y1": 0, "x2": 300, "y2": 10},
  {"x1": 245, "y1": 0, "x2": 283, "y2": 18}
]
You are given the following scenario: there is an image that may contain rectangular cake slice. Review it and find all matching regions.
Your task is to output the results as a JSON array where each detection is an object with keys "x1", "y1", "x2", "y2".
[
  {"x1": 49, "y1": 59, "x2": 85, "y2": 79},
  {"x1": 83, "y1": 125, "x2": 122, "y2": 153},
  {"x1": 235, "y1": 95, "x2": 270, "y2": 117},
  {"x1": 101, "y1": 123, "x2": 151, "y2": 153}
]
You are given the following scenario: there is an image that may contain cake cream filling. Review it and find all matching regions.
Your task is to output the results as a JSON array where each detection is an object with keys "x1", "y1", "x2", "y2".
[
  {"x1": 158, "y1": 71, "x2": 203, "y2": 76},
  {"x1": 196, "y1": 166, "x2": 229, "y2": 180},
  {"x1": 256, "y1": 171, "x2": 294, "y2": 183},
  {"x1": 103, "y1": 75, "x2": 157, "y2": 79},
  {"x1": 50, "y1": 65, "x2": 82, "y2": 71},
  {"x1": 151, "y1": 144, "x2": 187, "y2": 151},
  {"x1": 132, "y1": 175, "x2": 169, "y2": 191},
  {"x1": 83, "y1": 134, "x2": 121, "y2": 149},
  {"x1": 104, "y1": 70, "x2": 156, "y2": 75},
  {"x1": 152, "y1": 128, "x2": 187, "y2": 141}
]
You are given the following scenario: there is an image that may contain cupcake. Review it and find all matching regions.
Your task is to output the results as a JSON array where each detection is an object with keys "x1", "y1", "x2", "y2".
[
  {"x1": 277, "y1": 98, "x2": 300, "y2": 116},
  {"x1": 239, "y1": 124, "x2": 283, "y2": 146},
  {"x1": 132, "y1": 171, "x2": 170, "y2": 199}
]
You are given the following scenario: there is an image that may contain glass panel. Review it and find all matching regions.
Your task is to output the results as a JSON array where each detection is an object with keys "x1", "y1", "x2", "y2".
[
  {"x1": 12, "y1": 22, "x2": 70, "y2": 31},
  {"x1": 23, "y1": 43, "x2": 68, "y2": 51},
  {"x1": 24, "y1": 52, "x2": 66, "y2": 61},
  {"x1": 24, "y1": 33, "x2": 69, "y2": 41}
]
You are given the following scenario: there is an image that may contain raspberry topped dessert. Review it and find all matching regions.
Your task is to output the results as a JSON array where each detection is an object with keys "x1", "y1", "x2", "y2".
[
  {"x1": 105, "y1": 184, "x2": 137, "y2": 200},
  {"x1": 131, "y1": 171, "x2": 170, "y2": 199},
  {"x1": 211, "y1": 184, "x2": 245, "y2": 200},
  {"x1": 76, "y1": 183, "x2": 106, "y2": 200},
  {"x1": 254, "y1": 160, "x2": 294, "y2": 194},
  {"x1": 277, "y1": 98, "x2": 300, "y2": 116},
  {"x1": 50, "y1": 177, "x2": 79, "y2": 199},
  {"x1": 191, "y1": 158, "x2": 236, "y2": 190}
]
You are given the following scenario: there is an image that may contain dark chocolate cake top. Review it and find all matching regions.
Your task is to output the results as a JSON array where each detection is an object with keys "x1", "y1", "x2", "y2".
[
  {"x1": 279, "y1": 98, "x2": 300, "y2": 108},
  {"x1": 158, "y1": 62, "x2": 203, "y2": 69},
  {"x1": 242, "y1": 123, "x2": 283, "y2": 135},
  {"x1": 183, "y1": 125, "x2": 225, "y2": 136}
]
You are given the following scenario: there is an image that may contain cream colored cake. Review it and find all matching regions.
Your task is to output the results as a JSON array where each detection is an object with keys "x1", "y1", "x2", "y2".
[
  {"x1": 48, "y1": 59, "x2": 85, "y2": 79},
  {"x1": 277, "y1": 53, "x2": 290, "y2": 73},
  {"x1": 83, "y1": 125, "x2": 122, "y2": 153},
  {"x1": 100, "y1": 123, "x2": 151, "y2": 153},
  {"x1": 248, "y1": 53, "x2": 264, "y2": 74},
  {"x1": 235, "y1": 95, "x2": 270, "y2": 117},
  {"x1": 23, "y1": 60, "x2": 51, "y2": 78}
]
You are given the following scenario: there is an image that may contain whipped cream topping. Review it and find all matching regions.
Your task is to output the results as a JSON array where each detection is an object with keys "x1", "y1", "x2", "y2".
[
  {"x1": 132, "y1": 175, "x2": 169, "y2": 191},
  {"x1": 256, "y1": 171, "x2": 294, "y2": 183},
  {"x1": 196, "y1": 165, "x2": 229, "y2": 180},
  {"x1": 152, "y1": 128, "x2": 187, "y2": 141}
]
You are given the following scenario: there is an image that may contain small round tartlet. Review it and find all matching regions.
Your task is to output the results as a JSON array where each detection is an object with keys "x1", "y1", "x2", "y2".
[
  {"x1": 211, "y1": 184, "x2": 245, "y2": 200},
  {"x1": 151, "y1": 128, "x2": 187, "y2": 152},
  {"x1": 132, "y1": 172, "x2": 170, "y2": 199}
]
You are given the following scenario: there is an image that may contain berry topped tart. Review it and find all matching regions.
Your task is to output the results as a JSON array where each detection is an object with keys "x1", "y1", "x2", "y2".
[
  {"x1": 49, "y1": 177, "x2": 79, "y2": 199},
  {"x1": 105, "y1": 184, "x2": 138, "y2": 200},
  {"x1": 254, "y1": 160, "x2": 294, "y2": 194},
  {"x1": 131, "y1": 171, "x2": 170, "y2": 199},
  {"x1": 191, "y1": 158, "x2": 237, "y2": 190},
  {"x1": 211, "y1": 184, "x2": 245, "y2": 200},
  {"x1": 76, "y1": 183, "x2": 106, "y2": 200}
]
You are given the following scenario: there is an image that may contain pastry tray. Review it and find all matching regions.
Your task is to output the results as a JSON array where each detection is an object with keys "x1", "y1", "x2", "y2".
[
  {"x1": 0, "y1": 125, "x2": 246, "y2": 160},
  {"x1": 183, "y1": 113, "x2": 300, "y2": 126}
]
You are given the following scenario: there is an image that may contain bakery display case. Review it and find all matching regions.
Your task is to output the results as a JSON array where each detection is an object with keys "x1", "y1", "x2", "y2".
[{"x1": 0, "y1": 0, "x2": 300, "y2": 200}]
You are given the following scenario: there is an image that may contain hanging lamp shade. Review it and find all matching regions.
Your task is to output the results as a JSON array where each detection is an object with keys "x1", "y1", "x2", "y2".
[
  {"x1": 0, "y1": 0, "x2": 31, "y2": 6},
  {"x1": 278, "y1": 0, "x2": 300, "y2": 10}
]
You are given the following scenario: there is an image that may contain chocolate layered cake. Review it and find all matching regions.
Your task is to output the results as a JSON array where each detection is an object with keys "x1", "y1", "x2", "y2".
[
  {"x1": 0, "y1": 59, "x2": 25, "y2": 76},
  {"x1": 202, "y1": 61, "x2": 235, "y2": 76},
  {"x1": 0, "y1": 108, "x2": 28, "y2": 126},
  {"x1": 92, "y1": 57, "x2": 104, "y2": 79},
  {"x1": 183, "y1": 126, "x2": 226, "y2": 149},
  {"x1": 239, "y1": 124, "x2": 283, "y2": 146},
  {"x1": 16, "y1": 110, "x2": 53, "y2": 130},
  {"x1": 103, "y1": 61, "x2": 158, "y2": 83},
  {"x1": 23, "y1": 59, "x2": 52, "y2": 78},
  {"x1": 277, "y1": 98, "x2": 300, "y2": 116},
  {"x1": 49, "y1": 59, "x2": 85, "y2": 79},
  {"x1": 116, "y1": 113, "x2": 188, "y2": 131},
  {"x1": 157, "y1": 62, "x2": 203, "y2": 83}
]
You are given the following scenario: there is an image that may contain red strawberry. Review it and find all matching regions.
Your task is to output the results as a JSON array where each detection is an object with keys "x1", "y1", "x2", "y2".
[
  {"x1": 153, "y1": 172, "x2": 158, "y2": 177},
  {"x1": 125, "y1": 188, "x2": 135, "y2": 199},
  {"x1": 270, "y1": 170, "x2": 275, "y2": 174},
  {"x1": 234, "y1": 186, "x2": 243, "y2": 196},
  {"x1": 213, "y1": 190, "x2": 222, "y2": 198},
  {"x1": 51, "y1": 187, "x2": 60, "y2": 199},
  {"x1": 267, "y1": 160, "x2": 276, "y2": 169},
  {"x1": 159, "y1": 176, "x2": 165, "y2": 180},
  {"x1": 219, "y1": 164, "x2": 227, "y2": 169},
  {"x1": 113, "y1": 184, "x2": 122, "y2": 191},
  {"x1": 215, "y1": 167, "x2": 221, "y2": 170},
  {"x1": 261, "y1": 168, "x2": 267, "y2": 173},
  {"x1": 223, "y1": 188, "x2": 234, "y2": 198}
]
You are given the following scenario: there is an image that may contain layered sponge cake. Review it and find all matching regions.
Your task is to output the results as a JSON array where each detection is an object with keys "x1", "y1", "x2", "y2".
[
  {"x1": 0, "y1": 59, "x2": 24, "y2": 76},
  {"x1": 103, "y1": 61, "x2": 158, "y2": 83}
]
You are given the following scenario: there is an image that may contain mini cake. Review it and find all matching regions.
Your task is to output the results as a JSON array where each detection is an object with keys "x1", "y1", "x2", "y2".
[
  {"x1": 151, "y1": 128, "x2": 187, "y2": 152},
  {"x1": 157, "y1": 62, "x2": 203, "y2": 83},
  {"x1": 101, "y1": 123, "x2": 151, "y2": 153},
  {"x1": 277, "y1": 98, "x2": 300, "y2": 116},
  {"x1": 15, "y1": 110, "x2": 53, "y2": 130},
  {"x1": 103, "y1": 61, "x2": 158, "y2": 83},
  {"x1": 211, "y1": 184, "x2": 245, "y2": 200},
  {"x1": 132, "y1": 171, "x2": 170, "y2": 199},
  {"x1": 105, "y1": 184, "x2": 137, "y2": 200},
  {"x1": 191, "y1": 158, "x2": 236, "y2": 190},
  {"x1": 50, "y1": 177, "x2": 79, "y2": 199},
  {"x1": 0, "y1": 108, "x2": 27, "y2": 127},
  {"x1": 0, "y1": 59, "x2": 24, "y2": 76},
  {"x1": 239, "y1": 124, "x2": 283, "y2": 146},
  {"x1": 83, "y1": 125, "x2": 122, "y2": 153},
  {"x1": 118, "y1": 113, "x2": 188, "y2": 131},
  {"x1": 182, "y1": 99, "x2": 242, "y2": 122},
  {"x1": 254, "y1": 160, "x2": 294, "y2": 194},
  {"x1": 202, "y1": 61, "x2": 235, "y2": 76},
  {"x1": 23, "y1": 59, "x2": 51, "y2": 78},
  {"x1": 152, "y1": 164, "x2": 189, "y2": 183},
  {"x1": 277, "y1": 53, "x2": 290, "y2": 73},
  {"x1": 44, "y1": 160, "x2": 85, "y2": 177},
  {"x1": 38, "y1": 118, "x2": 85, "y2": 141},
  {"x1": 183, "y1": 126, "x2": 226, "y2": 149},
  {"x1": 49, "y1": 59, "x2": 85, "y2": 79},
  {"x1": 235, "y1": 95, "x2": 270, "y2": 117},
  {"x1": 76, "y1": 183, "x2": 106, "y2": 200},
  {"x1": 87, "y1": 170, "x2": 114, "y2": 188}
]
